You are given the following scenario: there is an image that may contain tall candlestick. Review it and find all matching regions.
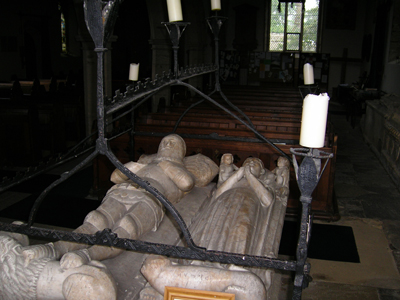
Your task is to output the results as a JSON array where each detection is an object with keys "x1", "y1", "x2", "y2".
[
  {"x1": 129, "y1": 63, "x2": 140, "y2": 81},
  {"x1": 166, "y1": 0, "x2": 183, "y2": 22},
  {"x1": 299, "y1": 93, "x2": 330, "y2": 148},
  {"x1": 303, "y1": 63, "x2": 314, "y2": 85},
  {"x1": 211, "y1": 0, "x2": 221, "y2": 11}
]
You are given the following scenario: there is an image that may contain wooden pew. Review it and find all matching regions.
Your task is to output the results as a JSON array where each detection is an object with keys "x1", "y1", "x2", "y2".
[
  {"x1": 161, "y1": 106, "x2": 303, "y2": 120},
  {"x1": 134, "y1": 123, "x2": 301, "y2": 141},
  {"x1": 141, "y1": 113, "x2": 302, "y2": 133},
  {"x1": 186, "y1": 93, "x2": 303, "y2": 107},
  {"x1": 212, "y1": 93, "x2": 303, "y2": 103}
]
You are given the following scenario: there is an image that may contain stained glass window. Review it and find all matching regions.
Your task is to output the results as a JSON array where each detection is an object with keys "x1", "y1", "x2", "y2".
[
  {"x1": 59, "y1": 4, "x2": 67, "y2": 53},
  {"x1": 268, "y1": 0, "x2": 320, "y2": 52}
]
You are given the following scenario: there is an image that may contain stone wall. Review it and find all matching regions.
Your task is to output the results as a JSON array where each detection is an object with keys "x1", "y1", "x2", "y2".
[{"x1": 362, "y1": 94, "x2": 400, "y2": 191}]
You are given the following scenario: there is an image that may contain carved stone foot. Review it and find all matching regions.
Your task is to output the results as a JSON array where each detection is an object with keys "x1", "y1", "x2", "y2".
[
  {"x1": 141, "y1": 255, "x2": 267, "y2": 300},
  {"x1": 60, "y1": 249, "x2": 91, "y2": 269},
  {"x1": 139, "y1": 285, "x2": 164, "y2": 300},
  {"x1": 61, "y1": 261, "x2": 117, "y2": 300}
]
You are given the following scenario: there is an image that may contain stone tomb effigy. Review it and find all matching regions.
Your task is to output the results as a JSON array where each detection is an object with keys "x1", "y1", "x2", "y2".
[{"x1": 0, "y1": 134, "x2": 290, "y2": 300}]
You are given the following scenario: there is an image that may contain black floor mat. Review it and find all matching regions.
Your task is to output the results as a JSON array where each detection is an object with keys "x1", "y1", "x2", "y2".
[{"x1": 279, "y1": 220, "x2": 360, "y2": 263}]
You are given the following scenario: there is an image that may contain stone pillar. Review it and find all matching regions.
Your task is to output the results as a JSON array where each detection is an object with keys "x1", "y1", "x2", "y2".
[
  {"x1": 104, "y1": 36, "x2": 117, "y2": 103},
  {"x1": 104, "y1": 36, "x2": 117, "y2": 133},
  {"x1": 77, "y1": 34, "x2": 96, "y2": 137},
  {"x1": 186, "y1": 47, "x2": 209, "y2": 91},
  {"x1": 77, "y1": 34, "x2": 117, "y2": 136},
  {"x1": 149, "y1": 38, "x2": 172, "y2": 112}
]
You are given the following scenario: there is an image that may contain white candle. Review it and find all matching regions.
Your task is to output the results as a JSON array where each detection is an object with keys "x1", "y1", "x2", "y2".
[
  {"x1": 299, "y1": 93, "x2": 330, "y2": 148},
  {"x1": 129, "y1": 63, "x2": 140, "y2": 81},
  {"x1": 303, "y1": 63, "x2": 314, "y2": 85},
  {"x1": 166, "y1": 0, "x2": 183, "y2": 22},
  {"x1": 211, "y1": 0, "x2": 221, "y2": 11}
]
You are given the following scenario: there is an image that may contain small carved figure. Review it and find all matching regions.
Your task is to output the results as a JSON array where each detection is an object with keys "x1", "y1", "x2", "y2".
[
  {"x1": 273, "y1": 156, "x2": 291, "y2": 199},
  {"x1": 217, "y1": 153, "x2": 238, "y2": 187}
]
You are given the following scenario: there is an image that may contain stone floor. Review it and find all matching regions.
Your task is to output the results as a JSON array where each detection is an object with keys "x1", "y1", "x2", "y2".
[{"x1": 279, "y1": 112, "x2": 400, "y2": 299}]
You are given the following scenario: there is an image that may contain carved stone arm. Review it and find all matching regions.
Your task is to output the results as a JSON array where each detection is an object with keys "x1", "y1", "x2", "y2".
[
  {"x1": 157, "y1": 160, "x2": 194, "y2": 192},
  {"x1": 244, "y1": 167, "x2": 273, "y2": 207},
  {"x1": 215, "y1": 167, "x2": 244, "y2": 199},
  {"x1": 110, "y1": 161, "x2": 147, "y2": 184}
]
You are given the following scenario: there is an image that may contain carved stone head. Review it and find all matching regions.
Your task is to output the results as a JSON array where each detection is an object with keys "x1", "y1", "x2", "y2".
[
  {"x1": 221, "y1": 153, "x2": 234, "y2": 165},
  {"x1": 157, "y1": 134, "x2": 186, "y2": 162}
]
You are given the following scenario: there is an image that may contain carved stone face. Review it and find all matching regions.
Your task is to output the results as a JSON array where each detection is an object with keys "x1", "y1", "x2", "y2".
[
  {"x1": 222, "y1": 154, "x2": 233, "y2": 165},
  {"x1": 277, "y1": 156, "x2": 289, "y2": 167},
  {"x1": 243, "y1": 158, "x2": 263, "y2": 178},
  {"x1": 157, "y1": 134, "x2": 186, "y2": 161}
]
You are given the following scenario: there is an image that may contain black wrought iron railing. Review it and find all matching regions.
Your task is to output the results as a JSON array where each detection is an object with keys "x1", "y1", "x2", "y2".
[{"x1": 0, "y1": 1, "x2": 334, "y2": 299}]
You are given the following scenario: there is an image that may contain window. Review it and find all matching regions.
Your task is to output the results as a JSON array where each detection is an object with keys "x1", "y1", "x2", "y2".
[
  {"x1": 268, "y1": 0, "x2": 320, "y2": 52},
  {"x1": 59, "y1": 3, "x2": 67, "y2": 53}
]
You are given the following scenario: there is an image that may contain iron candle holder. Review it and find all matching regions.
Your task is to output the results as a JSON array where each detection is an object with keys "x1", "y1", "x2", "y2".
[
  {"x1": 206, "y1": 14, "x2": 227, "y2": 91},
  {"x1": 162, "y1": 21, "x2": 190, "y2": 78},
  {"x1": 298, "y1": 84, "x2": 320, "y2": 99},
  {"x1": 290, "y1": 147, "x2": 334, "y2": 299}
]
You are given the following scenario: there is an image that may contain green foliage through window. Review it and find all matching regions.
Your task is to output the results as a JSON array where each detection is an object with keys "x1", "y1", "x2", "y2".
[{"x1": 269, "y1": 0, "x2": 320, "y2": 52}]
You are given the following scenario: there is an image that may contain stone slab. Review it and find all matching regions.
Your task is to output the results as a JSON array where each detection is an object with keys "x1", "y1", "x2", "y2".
[
  {"x1": 302, "y1": 281, "x2": 380, "y2": 300},
  {"x1": 361, "y1": 194, "x2": 400, "y2": 220},
  {"x1": 310, "y1": 218, "x2": 400, "y2": 289}
]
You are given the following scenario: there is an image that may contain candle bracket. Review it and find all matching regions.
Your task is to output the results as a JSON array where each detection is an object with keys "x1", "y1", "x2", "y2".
[
  {"x1": 206, "y1": 14, "x2": 227, "y2": 92},
  {"x1": 162, "y1": 21, "x2": 190, "y2": 77},
  {"x1": 298, "y1": 84, "x2": 320, "y2": 99},
  {"x1": 290, "y1": 147, "x2": 334, "y2": 299}
]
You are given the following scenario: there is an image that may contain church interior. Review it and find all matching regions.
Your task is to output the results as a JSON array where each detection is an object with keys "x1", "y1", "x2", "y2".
[{"x1": 0, "y1": 0, "x2": 400, "y2": 299}]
